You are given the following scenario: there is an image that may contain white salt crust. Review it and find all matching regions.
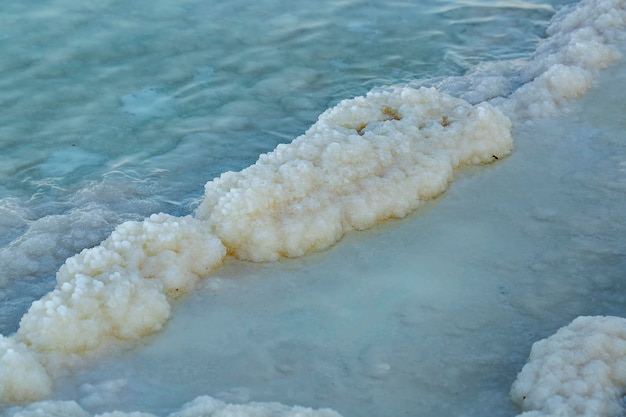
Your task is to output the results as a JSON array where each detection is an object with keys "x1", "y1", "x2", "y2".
[
  {"x1": 512, "y1": 316, "x2": 626, "y2": 417},
  {"x1": 4, "y1": 395, "x2": 344, "y2": 417},
  {"x1": 498, "y1": 0, "x2": 626, "y2": 120},
  {"x1": 196, "y1": 87, "x2": 512, "y2": 261},
  {"x1": 441, "y1": 0, "x2": 626, "y2": 119},
  {"x1": 0, "y1": 336, "x2": 52, "y2": 405},
  {"x1": 17, "y1": 213, "x2": 226, "y2": 354}
]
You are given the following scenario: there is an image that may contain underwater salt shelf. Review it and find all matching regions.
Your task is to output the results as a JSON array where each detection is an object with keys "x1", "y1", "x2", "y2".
[{"x1": 1, "y1": 0, "x2": 626, "y2": 416}]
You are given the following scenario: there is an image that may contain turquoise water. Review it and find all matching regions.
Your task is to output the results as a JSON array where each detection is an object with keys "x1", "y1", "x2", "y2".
[
  {"x1": 1, "y1": 0, "x2": 625, "y2": 416},
  {"x1": 0, "y1": 0, "x2": 570, "y2": 327},
  {"x1": 0, "y1": 0, "x2": 565, "y2": 199}
]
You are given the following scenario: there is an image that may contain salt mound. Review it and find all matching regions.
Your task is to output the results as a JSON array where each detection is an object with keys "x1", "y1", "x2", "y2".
[
  {"x1": 511, "y1": 316, "x2": 626, "y2": 417},
  {"x1": 16, "y1": 213, "x2": 226, "y2": 355},
  {"x1": 0, "y1": 336, "x2": 52, "y2": 404},
  {"x1": 196, "y1": 86, "x2": 512, "y2": 261},
  {"x1": 499, "y1": 0, "x2": 626, "y2": 120}
]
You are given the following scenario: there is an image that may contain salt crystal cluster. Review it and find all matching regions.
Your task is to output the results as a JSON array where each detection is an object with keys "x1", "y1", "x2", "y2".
[
  {"x1": 500, "y1": 0, "x2": 626, "y2": 119},
  {"x1": 0, "y1": 336, "x2": 52, "y2": 404},
  {"x1": 512, "y1": 316, "x2": 626, "y2": 417},
  {"x1": 1, "y1": 0, "x2": 625, "y2": 410},
  {"x1": 16, "y1": 213, "x2": 225, "y2": 354},
  {"x1": 196, "y1": 87, "x2": 512, "y2": 261}
]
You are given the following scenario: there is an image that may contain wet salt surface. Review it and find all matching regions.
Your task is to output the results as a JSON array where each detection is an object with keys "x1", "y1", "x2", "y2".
[{"x1": 46, "y1": 50, "x2": 626, "y2": 417}]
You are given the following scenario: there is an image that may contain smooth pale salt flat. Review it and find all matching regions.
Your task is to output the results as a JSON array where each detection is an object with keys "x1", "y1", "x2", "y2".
[{"x1": 40, "y1": 54, "x2": 626, "y2": 417}]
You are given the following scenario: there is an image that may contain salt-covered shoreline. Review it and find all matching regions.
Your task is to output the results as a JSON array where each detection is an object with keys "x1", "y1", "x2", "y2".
[{"x1": 1, "y1": 0, "x2": 625, "y2": 415}]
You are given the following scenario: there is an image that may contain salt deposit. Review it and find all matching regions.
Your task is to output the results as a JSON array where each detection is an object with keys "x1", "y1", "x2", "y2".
[
  {"x1": 0, "y1": 214, "x2": 225, "y2": 403},
  {"x1": 0, "y1": 336, "x2": 51, "y2": 405},
  {"x1": 17, "y1": 213, "x2": 225, "y2": 355},
  {"x1": 0, "y1": 86, "x2": 512, "y2": 404},
  {"x1": 511, "y1": 316, "x2": 626, "y2": 417},
  {"x1": 498, "y1": 0, "x2": 625, "y2": 120},
  {"x1": 196, "y1": 87, "x2": 512, "y2": 261},
  {"x1": 439, "y1": 0, "x2": 626, "y2": 119},
  {"x1": 4, "y1": 396, "x2": 343, "y2": 417}
]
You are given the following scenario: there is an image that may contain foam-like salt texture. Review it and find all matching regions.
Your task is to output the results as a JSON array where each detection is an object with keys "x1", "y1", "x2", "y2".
[
  {"x1": 0, "y1": 87, "x2": 512, "y2": 404},
  {"x1": 0, "y1": 214, "x2": 225, "y2": 403},
  {"x1": 196, "y1": 87, "x2": 512, "y2": 261},
  {"x1": 5, "y1": 396, "x2": 344, "y2": 417},
  {"x1": 511, "y1": 316, "x2": 626, "y2": 417},
  {"x1": 0, "y1": 336, "x2": 52, "y2": 404},
  {"x1": 498, "y1": 0, "x2": 626, "y2": 120},
  {"x1": 16, "y1": 213, "x2": 225, "y2": 355},
  {"x1": 437, "y1": 0, "x2": 626, "y2": 119}
]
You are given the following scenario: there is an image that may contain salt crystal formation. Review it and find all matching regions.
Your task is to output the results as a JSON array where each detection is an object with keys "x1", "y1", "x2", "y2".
[
  {"x1": 512, "y1": 316, "x2": 626, "y2": 417},
  {"x1": 196, "y1": 87, "x2": 512, "y2": 261}
]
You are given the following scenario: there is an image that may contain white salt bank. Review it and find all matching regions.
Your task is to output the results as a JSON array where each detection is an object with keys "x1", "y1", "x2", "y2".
[
  {"x1": 196, "y1": 87, "x2": 512, "y2": 261},
  {"x1": 17, "y1": 214, "x2": 225, "y2": 354}
]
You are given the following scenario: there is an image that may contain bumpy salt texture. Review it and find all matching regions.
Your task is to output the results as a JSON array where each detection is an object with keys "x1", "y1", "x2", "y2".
[
  {"x1": 17, "y1": 213, "x2": 226, "y2": 354},
  {"x1": 0, "y1": 87, "x2": 511, "y2": 404},
  {"x1": 0, "y1": 336, "x2": 52, "y2": 404},
  {"x1": 511, "y1": 316, "x2": 626, "y2": 417},
  {"x1": 498, "y1": 0, "x2": 626, "y2": 120},
  {"x1": 0, "y1": 214, "x2": 225, "y2": 403},
  {"x1": 196, "y1": 87, "x2": 512, "y2": 261}
]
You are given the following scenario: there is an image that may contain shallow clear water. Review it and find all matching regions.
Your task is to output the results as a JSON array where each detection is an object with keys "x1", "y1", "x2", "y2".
[
  {"x1": 0, "y1": 0, "x2": 570, "y2": 330},
  {"x1": 0, "y1": 0, "x2": 565, "y2": 199},
  {"x1": 1, "y1": 0, "x2": 625, "y2": 416}
]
